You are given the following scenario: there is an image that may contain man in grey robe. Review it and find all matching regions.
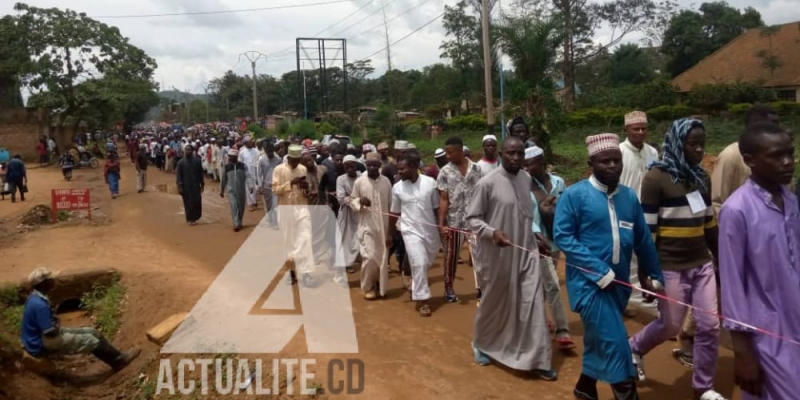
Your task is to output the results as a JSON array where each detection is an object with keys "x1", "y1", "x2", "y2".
[
  {"x1": 257, "y1": 142, "x2": 282, "y2": 229},
  {"x1": 334, "y1": 155, "x2": 361, "y2": 284},
  {"x1": 465, "y1": 137, "x2": 557, "y2": 381},
  {"x1": 220, "y1": 148, "x2": 253, "y2": 232}
]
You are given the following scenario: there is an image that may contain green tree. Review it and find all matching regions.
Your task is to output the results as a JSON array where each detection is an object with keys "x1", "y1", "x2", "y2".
[
  {"x1": 497, "y1": 14, "x2": 564, "y2": 158},
  {"x1": 606, "y1": 44, "x2": 654, "y2": 85},
  {"x1": 641, "y1": 0, "x2": 680, "y2": 47},
  {"x1": 0, "y1": 15, "x2": 27, "y2": 108},
  {"x1": 14, "y1": 3, "x2": 157, "y2": 133},
  {"x1": 553, "y1": 0, "x2": 656, "y2": 111},
  {"x1": 440, "y1": 0, "x2": 480, "y2": 111},
  {"x1": 756, "y1": 25, "x2": 783, "y2": 93},
  {"x1": 662, "y1": 2, "x2": 763, "y2": 77}
]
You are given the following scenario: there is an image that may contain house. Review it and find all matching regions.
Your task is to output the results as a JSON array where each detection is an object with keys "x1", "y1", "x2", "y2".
[{"x1": 673, "y1": 22, "x2": 800, "y2": 102}]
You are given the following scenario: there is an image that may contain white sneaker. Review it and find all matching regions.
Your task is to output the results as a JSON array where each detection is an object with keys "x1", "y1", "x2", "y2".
[
  {"x1": 699, "y1": 389, "x2": 728, "y2": 400},
  {"x1": 332, "y1": 274, "x2": 348, "y2": 288},
  {"x1": 631, "y1": 353, "x2": 646, "y2": 382}
]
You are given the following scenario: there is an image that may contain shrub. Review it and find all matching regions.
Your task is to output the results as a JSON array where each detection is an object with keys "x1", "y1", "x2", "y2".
[
  {"x1": 728, "y1": 103, "x2": 753, "y2": 118},
  {"x1": 291, "y1": 119, "x2": 316, "y2": 138},
  {"x1": 246, "y1": 123, "x2": 267, "y2": 138},
  {"x1": 403, "y1": 123, "x2": 423, "y2": 137},
  {"x1": 688, "y1": 82, "x2": 775, "y2": 114},
  {"x1": 645, "y1": 104, "x2": 692, "y2": 122},
  {"x1": 276, "y1": 120, "x2": 290, "y2": 136},
  {"x1": 316, "y1": 121, "x2": 337, "y2": 136},
  {"x1": 769, "y1": 101, "x2": 800, "y2": 116},
  {"x1": 446, "y1": 114, "x2": 488, "y2": 131},
  {"x1": 566, "y1": 107, "x2": 627, "y2": 128},
  {"x1": 402, "y1": 118, "x2": 430, "y2": 131}
]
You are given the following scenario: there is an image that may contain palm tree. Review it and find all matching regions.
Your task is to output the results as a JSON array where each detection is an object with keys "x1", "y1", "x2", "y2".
[{"x1": 496, "y1": 14, "x2": 563, "y2": 156}]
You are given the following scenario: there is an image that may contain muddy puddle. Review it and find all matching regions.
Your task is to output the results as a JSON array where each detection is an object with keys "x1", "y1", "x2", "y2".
[
  {"x1": 154, "y1": 183, "x2": 218, "y2": 194},
  {"x1": 154, "y1": 184, "x2": 180, "y2": 195}
]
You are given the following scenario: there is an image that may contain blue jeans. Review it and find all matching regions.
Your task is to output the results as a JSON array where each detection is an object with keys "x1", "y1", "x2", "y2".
[{"x1": 107, "y1": 172, "x2": 119, "y2": 195}]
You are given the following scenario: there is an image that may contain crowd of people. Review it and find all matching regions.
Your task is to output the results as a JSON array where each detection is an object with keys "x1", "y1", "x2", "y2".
[{"x1": 12, "y1": 104, "x2": 798, "y2": 400}]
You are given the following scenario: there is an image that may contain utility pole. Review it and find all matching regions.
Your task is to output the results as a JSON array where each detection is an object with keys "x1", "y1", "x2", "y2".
[
  {"x1": 382, "y1": 0, "x2": 394, "y2": 106},
  {"x1": 481, "y1": 0, "x2": 495, "y2": 132},
  {"x1": 239, "y1": 51, "x2": 267, "y2": 125},
  {"x1": 199, "y1": 83, "x2": 210, "y2": 123}
]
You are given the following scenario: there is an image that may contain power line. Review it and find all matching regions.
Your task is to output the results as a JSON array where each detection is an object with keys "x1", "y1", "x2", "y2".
[
  {"x1": 269, "y1": 0, "x2": 426, "y2": 62},
  {"x1": 269, "y1": 0, "x2": 375, "y2": 58},
  {"x1": 355, "y1": 11, "x2": 445, "y2": 62},
  {"x1": 92, "y1": 0, "x2": 357, "y2": 19},
  {"x1": 347, "y1": 0, "x2": 435, "y2": 42},
  {"x1": 330, "y1": 0, "x2": 399, "y2": 37}
]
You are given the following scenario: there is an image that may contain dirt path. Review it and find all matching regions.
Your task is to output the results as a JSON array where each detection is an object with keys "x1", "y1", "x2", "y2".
[{"x1": 0, "y1": 158, "x2": 742, "y2": 400}]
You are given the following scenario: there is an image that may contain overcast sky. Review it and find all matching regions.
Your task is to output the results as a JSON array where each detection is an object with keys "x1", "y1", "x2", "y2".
[{"x1": 4, "y1": 0, "x2": 799, "y2": 95}]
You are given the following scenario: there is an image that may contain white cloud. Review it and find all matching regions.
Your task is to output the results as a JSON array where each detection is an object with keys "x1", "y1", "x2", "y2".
[{"x1": 5, "y1": 0, "x2": 798, "y2": 95}]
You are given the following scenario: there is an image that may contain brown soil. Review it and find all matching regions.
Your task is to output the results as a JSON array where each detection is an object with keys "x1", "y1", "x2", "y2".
[{"x1": 0, "y1": 156, "x2": 742, "y2": 400}]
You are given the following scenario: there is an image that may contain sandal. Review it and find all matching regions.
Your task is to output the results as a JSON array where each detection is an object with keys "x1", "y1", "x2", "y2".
[
  {"x1": 557, "y1": 336, "x2": 577, "y2": 351},
  {"x1": 418, "y1": 304, "x2": 432, "y2": 317}
]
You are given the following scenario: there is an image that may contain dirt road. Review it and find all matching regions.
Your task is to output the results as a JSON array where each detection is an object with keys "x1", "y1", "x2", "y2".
[{"x1": 0, "y1": 159, "x2": 742, "y2": 400}]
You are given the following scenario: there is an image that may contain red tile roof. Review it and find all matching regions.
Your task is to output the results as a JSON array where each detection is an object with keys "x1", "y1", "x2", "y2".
[{"x1": 672, "y1": 22, "x2": 800, "y2": 92}]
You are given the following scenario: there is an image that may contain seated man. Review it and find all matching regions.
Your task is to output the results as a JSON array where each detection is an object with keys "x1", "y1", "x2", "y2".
[{"x1": 21, "y1": 268, "x2": 140, "y2": 372}]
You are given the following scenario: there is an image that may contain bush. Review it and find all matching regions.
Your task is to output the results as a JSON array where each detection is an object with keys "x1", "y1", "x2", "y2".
[
  {"x1": 276, "y1": 120, "x2": 290, "y2": 136},
  {"x1": 403, "y1": 123, "x2": 423, "y2": 137},
  {"x1": 728, "y1": 103, "x2": 753, "y2": 118},
  {"x1": 769, "y1": 101, "x2": 800, "y2": 116},
  {"x1": 645, "y1": 104, "x2": 692, "y2": 122},
  {"x1": 566, "y1": 107, "x2": 627, "y2": 128},
  {"x1": 246, "y1": 123, "x2": 267, "y2": 138},
  {"x1": 576, "y1": 78, "x2": 676, "y2": 110},
  {"x1": 635, "y1": 78, "x2": 678, "y2": 110},
  {"x1": 688, "y1": 82, "x2": 775, "y2": 114},
  {"x1": 291, "y1": 119, "x2": 316, "y2": 138},
  {"x1": 316, "y1": 121, "x2": 337, "y2": 136},
  {"x1": 446, "y1": 114, "x2": 488, "y2": 131},
  {"x1": 402, "y1": 118, "x2": 430, "y2": 131}
]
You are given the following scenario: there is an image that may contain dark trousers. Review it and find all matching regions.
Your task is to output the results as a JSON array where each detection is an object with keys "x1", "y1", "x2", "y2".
[
  {"x1": 575, "y1": 374, "x2": 639, "y2": 400},
  {"x1": 7, "y1": 178, "x2": 24, "y2": 202}
]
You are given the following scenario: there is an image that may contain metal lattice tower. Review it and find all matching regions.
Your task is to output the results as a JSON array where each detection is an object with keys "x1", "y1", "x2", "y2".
[{"x1": 295, "y1": 38, "x2": 348, "y2": 119}]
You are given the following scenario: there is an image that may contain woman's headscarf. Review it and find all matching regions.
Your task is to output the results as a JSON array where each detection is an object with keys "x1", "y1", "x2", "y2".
[{"x1": 651, "y1": 118, "x2": 708, "y2": 192}]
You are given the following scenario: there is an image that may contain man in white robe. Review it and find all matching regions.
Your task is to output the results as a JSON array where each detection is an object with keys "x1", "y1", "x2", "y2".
[
  {"x1": 272, "y1": 144, "x2": 315, "y2": 286},
  {"x1": 389, "y1": 149, "x2": 440, "y2": 317},
  {"x1": 350, "y1": 152, "x2": 392, "y2": 299},
  {"x1": 334, "y1": 155, "x2": 362, "y2": 284},
  {"x1": 238, "y1": 138, "x2": 260, "y2": 211},
  {"x1": 619, "y1": 110, "x2": 659, "y2": 319}
]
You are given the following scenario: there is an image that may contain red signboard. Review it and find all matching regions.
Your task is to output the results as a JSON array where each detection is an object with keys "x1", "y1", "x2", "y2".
[{"x1": 51, "y1": 188, "x2": 91, "y2": 223}]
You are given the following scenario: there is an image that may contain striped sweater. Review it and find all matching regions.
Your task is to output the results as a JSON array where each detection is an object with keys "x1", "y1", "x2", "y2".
[{"x1": 640, "y1": 167, "x2": 716, "y2": 271}]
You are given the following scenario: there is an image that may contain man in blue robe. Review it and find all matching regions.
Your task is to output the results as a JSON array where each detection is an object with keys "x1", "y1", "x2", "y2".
[{"x1": 554, "y1": 133, "x2": 663, "y2": 400}]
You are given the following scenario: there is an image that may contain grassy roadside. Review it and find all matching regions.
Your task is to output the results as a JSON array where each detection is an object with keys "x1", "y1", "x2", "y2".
[
  {"x1": 81, "y1": 273, "x2": 126, "y2": 338},
  {"x1": 397, "y1": 116, "x2": 800, "y2": 184}
]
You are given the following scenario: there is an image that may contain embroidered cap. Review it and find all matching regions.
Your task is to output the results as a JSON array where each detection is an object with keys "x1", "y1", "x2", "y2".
[
  {"x1": 624, "y1": 111, "x2": 648, "y2": 127},
  {"x1": 343, "y1": 154, "x2": 358, "y2": 164},
  {"x1": 287, "y1": 144, "x2": 303, "y2": 159},
  {"x1": 482, "y1": 134, "x2": 497, "y2": 143},
  {"x1": 434, "y1": 148, "x2": 446, "y2": 158},
  {"x1": 585, "y1": 133, "x2": 621, "y2": 157}
]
